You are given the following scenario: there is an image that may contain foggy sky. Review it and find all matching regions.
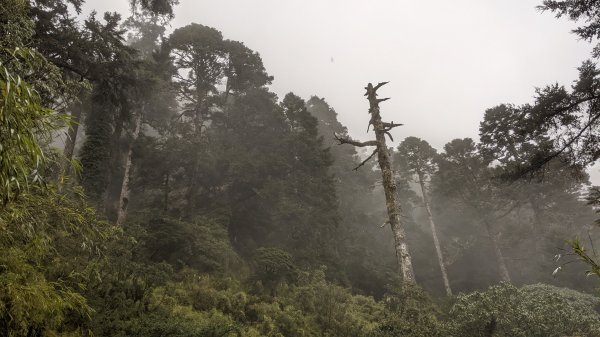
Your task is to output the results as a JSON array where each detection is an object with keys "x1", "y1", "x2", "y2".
[{"x1": 83, "y1": 0, "x2": 599, "y2": 182}]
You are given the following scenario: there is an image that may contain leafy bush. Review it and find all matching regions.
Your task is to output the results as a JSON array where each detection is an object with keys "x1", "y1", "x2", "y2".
[
  {"x1": 0, "y1": 187, "x2": 114, "y2": 337},
  {"x1": 368, "y1": 284, "x2": 449, "y2": 337},
  {"x1": 449, "y1": 282, "x2": 600, "y2": 337},
  {"x1": 252, "y1": 247, "x2": 297, "y2": 294},
  {"x1": 141, "y1": 216, "x2": 240, "y2": 272},
  {"x1": 287, "y1": 268, "x2": 382, "y2": 336}
]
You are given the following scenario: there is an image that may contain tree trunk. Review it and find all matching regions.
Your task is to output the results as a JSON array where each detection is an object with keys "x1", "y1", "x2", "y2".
[
  {"x1": 116, "y1": 112, "x2": 143, "y2": 226},
  {"x1": 186, "y1": 92, "x2": 206, "y2": 217},
  {"x1": 63, "y1": 105, "x2": 82, "y2": 162},
  {"x1": 335, "y1": 82, "x2": 416, "y2": 286},
  {"x1": 163, "y1": 171, "x2": 170, "y2": 212},
  {"x1": 484, "y1": 220, "x2": 511, "y2": 282},
  {"x1": 417, "y1": 171, "x2": 452, "y2": 295},
  {"x1": 56, "y1": 103, "x2": 83, "y2": 186},
  {"x1": 104, "y1": 117, "x2": 125, "y2": 220},
  {"x1": 368, "y1": 84, "x2": 416, "y2": 285},
  {"x1": 529, "y1": 197, "x2": 545, "y2": 254}
]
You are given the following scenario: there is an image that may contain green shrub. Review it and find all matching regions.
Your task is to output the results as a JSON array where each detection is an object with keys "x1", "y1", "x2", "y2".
[
  {"x1": 449, "y1": 282, "x2": 600, "y2": 337},
  {"x1": 141, "y1": 216, "x2": 240, "y2": 272},
  {"x1": 0, "y1": 187, "x2": 114, "y2": 337},
  {"x1": 368, "y1": 284, "x2": 449, "y2": 337}
]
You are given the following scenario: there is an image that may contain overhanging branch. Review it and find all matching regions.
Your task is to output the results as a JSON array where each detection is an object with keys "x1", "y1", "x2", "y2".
[
  {"x1": 334, "y1": 133, "x2": 378, "y2": 147},
  {"x1": 354, "y1": 148, "x2": 378, "y2": 171}
]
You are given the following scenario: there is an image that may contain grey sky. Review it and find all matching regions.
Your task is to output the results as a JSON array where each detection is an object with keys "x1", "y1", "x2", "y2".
[{"x1": 84, "y1": 0, "x2": 599, "y2": 182}]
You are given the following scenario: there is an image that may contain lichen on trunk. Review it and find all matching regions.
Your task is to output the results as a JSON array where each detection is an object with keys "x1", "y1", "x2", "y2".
[{"x1": 335, "y1": 82, "x2": 416, "y2": 285}]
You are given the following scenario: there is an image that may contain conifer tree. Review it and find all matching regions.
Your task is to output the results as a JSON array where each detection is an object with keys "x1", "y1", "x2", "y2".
[{"x1": 397, "y1": 137, "x2": 452, "y2": 295}]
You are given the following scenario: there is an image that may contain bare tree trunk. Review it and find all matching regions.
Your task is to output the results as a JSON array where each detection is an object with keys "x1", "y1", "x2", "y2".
[
  {"x1": 417, "y1": 171, "x2": 452, "y2": 295},
  {"x1": 484, "y1": 220, "x2": 511, "y2": 282},
  {"x1": 335, "y1": 82, "x2": 415, "y2": 285},
  {"x1": 369, "y1": 83, "x2": 415, "y2": 285},
  {"x1": 116, "y1": 112, "x2": 142, "y2": 226}
]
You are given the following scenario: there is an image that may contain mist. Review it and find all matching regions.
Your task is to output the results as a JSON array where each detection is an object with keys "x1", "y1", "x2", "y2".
[{"x1": 2, "y1": 0, "x2": 600, "y2": 336}]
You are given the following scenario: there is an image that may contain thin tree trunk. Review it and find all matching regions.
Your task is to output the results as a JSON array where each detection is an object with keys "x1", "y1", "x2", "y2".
[
  {"x1": 417, "y1": 171, "x2": 452, "y2": 295},
  {"x1": 368, "y1": 84, "x2": 416, "y2": 285},
  {"x1": 57, "y1": 105, "x2": 82, "y2": 187},
  {"x1": 63, "y1": 106, "x2": 82, "y2": 161},
  {"x1": 116, "y1": 112, "x2": 142, "y2": 226},
  {"x1": 163, "y1": 171, "x2": 170, "y2": 212},
  {"x1": 224, "y1": 72, "x2": 231, "y2": 106},
  {"x1": 484, "y1": 220, "x2": 511, "y2": 282},
  {"x1": 186, "y1": 130, "x2": 203, "y2": 217},
  {"x1": 529, "y1": 197, "x2": 544, "y2": 255}
]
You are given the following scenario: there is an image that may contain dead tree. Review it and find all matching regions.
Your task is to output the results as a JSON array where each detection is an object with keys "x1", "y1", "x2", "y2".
[{"x1": 335, "y1": 82, "x2": 416, "y2": 285}]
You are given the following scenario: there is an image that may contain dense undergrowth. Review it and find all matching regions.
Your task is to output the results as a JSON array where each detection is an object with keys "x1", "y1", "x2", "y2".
[{"x1": 1, "y1": 188, "x2": 599, "y2": 337}]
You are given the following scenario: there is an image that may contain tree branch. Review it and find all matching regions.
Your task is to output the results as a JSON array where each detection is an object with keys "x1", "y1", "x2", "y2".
[
  {"x1": 334, "y1": 133, "x2": 377, "y2": 147},
  {"x1": 373, "y1": 81, "x2": 389, "y2": 91},
  {"x1": 365, "y1": 81, "x2": 389, "y2": 98},
  {"x1": 520, "y1": 94, "x2": 600, "y2": 123},
  {"x1": 383, "y1": 121, "x2": 403, "y2": 131},
  {"x1": 493, "y1": 201, "x2": 520, "y2": 221},
  {"x1": 354, "y1": 148, "x2": 378, "y2": 171},
  {"x1": 385, "y1": 131, "x2": 394, "y2": 142},
  {"x1": 518, "y1": 111, "x2": 600, "y2": 177}
]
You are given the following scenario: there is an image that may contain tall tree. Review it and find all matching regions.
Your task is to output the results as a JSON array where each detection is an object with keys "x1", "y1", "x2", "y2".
[
  {"x1": 526, "y1": 0, "x2": 600, "y2": 281},
  {"x1": 479, "y1": 104, "x2": 598, "y2": 286},
  {"x1": 78, "y1": 12, "x2": 139, "y2": 209},
  {"x1": 480, "y1": 104, "x2": 588, "y2": 249},
  {"x1": 278, "y1": 93, "x2": 340, "y2": 270},
  {"x1": 164, "y1": 23, "x2": 272, "y2": 218},
  {"x1": 335, "y1": 82, "x2": 415, "y2": 286},
  {"x1": 166, "y1": 23, "x2": 226, "y2": 216},
  {"x1": 221, "y1": 39, "x2": 273, "y2": 105},
  {"x1": 115, "y1": 8, "x2": 175, "y2": 225},
  {"x1": 487, "y1": 1, "x2": 600, "y2": 176},
  {"x1": 435, "y1": 138, "x2": 514, "y2": 283},
  {"x1": 30, "y1": 0, "x2": 95, "y2": 168},
  {"x1": 307, "y1": 96, "x2": 399, "y2": 294},
  {"x1": 397, "y1": 137, "x2": 452, "y2": 295}
]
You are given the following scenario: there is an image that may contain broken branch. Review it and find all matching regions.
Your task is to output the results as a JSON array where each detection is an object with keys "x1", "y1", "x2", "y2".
[
  {"x1": 385, "y1": 131, "x2": 394, "y2": 142},
  {"x1": 354, "y1": 148, "x2": 378, "y2": 171},
  {"x1": 373, "y1": 81, "x2": 389, "y2": 91},
  {"x1": 382, "y1": 121, "x2": 403, "y2": 130},
  {"x1": 334, "y1": 133, "x2": 378, "y2": 147},
  {"x1": 365, "y1": 81, "x2": 389, "y2": 98}
]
